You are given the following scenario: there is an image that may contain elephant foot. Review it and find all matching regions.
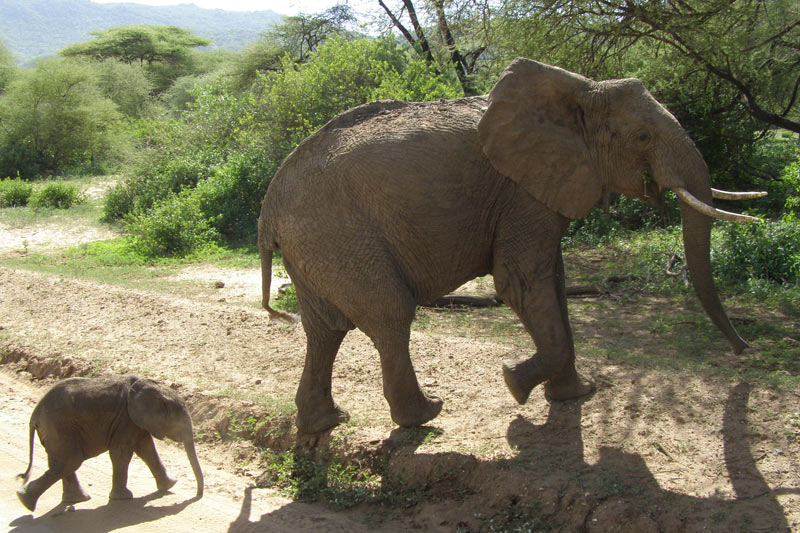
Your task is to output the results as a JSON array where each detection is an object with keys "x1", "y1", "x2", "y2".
[
  {"x1": 156, "y1": 475, "x2": 177, "y2": 492},
  {"x1": 544, "y1": 371, "x2": 595, "y2": 401},
  {"x1": 16, "y1": 488, "x2": 37, "y2": 512},
  {"x1": 109, "y1": 487, "x2": 134, "y2": 500},
  {"x1": 391, "y1": 393, "x2": 443, "y2": 428},
  {"x1": 296, "y1": 404, "x2": 350, "y2": 434},
  {"x1": 502, "y1": 358, "x2": 546, "y2": 405},
  {"x1": 62, "y1": 488, "x2": 91, "y2": 504}
]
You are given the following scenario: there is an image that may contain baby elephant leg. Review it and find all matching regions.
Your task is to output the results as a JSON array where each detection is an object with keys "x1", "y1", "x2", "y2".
[
  {"x1": 135, "y1": 431, "x2": 176, "y2": 492},
  {"x1": 62, "y1": 472, "x2": 91, "y2": 504},
  {"x1": 108, "y1": 446, "x2": 135, "y2": 500},
  {"x1": 17, "y1": 456, "x2": 82, "y2": 512}
]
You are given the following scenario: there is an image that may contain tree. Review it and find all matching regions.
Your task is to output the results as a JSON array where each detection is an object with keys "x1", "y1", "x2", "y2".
[
  {"x1": 377, "y1": 0, "x2": 490, "y2": 95},
  {"x1": 62, "y1": 26, "x2": 210, "y2": 92},
  {"x1": 230, "y1": 6, "x2": 357, "y2": 91},
  {"x1": 95, "y1": 59, "x2": 154, "y2": 119},
  {"x1": 0, "y1": 58, "x2": 120, "y2": 176},
  {"x1": 0, "y1": 40, "x2": 14, "y2": 93},
  {"x1": 515, "y1": 0, "x2": 800, "y2": 134}
]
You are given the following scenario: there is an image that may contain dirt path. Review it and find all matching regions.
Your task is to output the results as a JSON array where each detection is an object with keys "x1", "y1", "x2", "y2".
[
  {"x1": 0, "y1": 372, "x2": 385, "y2": 532},
  {"x1": 1, "y1": 217, "x2": 799, "y2": 530}
]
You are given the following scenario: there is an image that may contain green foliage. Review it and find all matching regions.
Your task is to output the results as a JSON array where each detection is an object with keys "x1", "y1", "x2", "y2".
[
  {"x1": 125, "y1": 193, "x2": 219, "y2": 257},
  {"x1": 28, "y1": 180, "x2": 86, "y2": 209},
  {"x1": 254, "y1": 36, "x2": 460, "y2": 158},
  {"x1": 0, "y1": 39, "x2": 14, "y2": 93},
  {"x1": 0, "y1": 57, "x2": 121, "y2": 177},
  {"x1": 192, "y1": 153, "x2": 278, "y2": 241},
  {"x1": 95, "y1": 59, "x2": 154, "y2": 119},
  {"x1": 273, "y1": 284, "x2": 298, "y2": 314},
  {"x1": 781, "y1": 159, "x2": 800, "y2": 221},
  {"x1": 564, "y1": 195, "x2": 678, "y2": 247},
  {"x1": 0, "y1": 177, "x2": 33, "y2": 207},
  {"x1": 61, "y1": 25, "x2": 210, "y2": 93},
  {"x1": 712, "y1": 220, "x2": 800, "y2": 286},
  {"x1": 259, "y1": 449, "x2": 386, "y2": 510}
]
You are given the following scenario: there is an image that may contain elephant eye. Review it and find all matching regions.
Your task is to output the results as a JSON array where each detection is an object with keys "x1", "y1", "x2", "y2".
[{"x1": 636, "y1": 130, "x2": 652, "y2": 144}]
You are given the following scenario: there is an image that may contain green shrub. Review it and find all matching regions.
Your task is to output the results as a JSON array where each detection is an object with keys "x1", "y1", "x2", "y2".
[
  {"x1": 0, "y1": 177, "x2": 34, "y2": 207},
  {"x1": 193, "y1": 153, "x2": 278, "y2": 241},
  {"x1": 0, "y1": 141, "x2": 42, "y2": 180},
  {"x1": 102, "y1": 181, "x2": 136, "y2": 221},
  {"x1": 273, "y1": 284, "x2": 298, "y2": 314},
  {"x1": 781, "y1": 158, "x2": 800, "y2": 221},
  {"x1": 125, "y1": 193, "x2": 219, "y2": 257},
  {"x1": 712, "y1": 219, "x2": 800, "y2": 285},
  {"x1": 28, "y1": 180, "x2": 86, "y2": 209}
]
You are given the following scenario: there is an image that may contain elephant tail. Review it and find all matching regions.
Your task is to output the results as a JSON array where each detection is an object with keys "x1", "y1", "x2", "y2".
[
  {"x1": 260, "y1": 246, "x2": 298, "y2": 324},
  {"x1": 17, "y1": 422, "x2": 36, "y2": 484}
]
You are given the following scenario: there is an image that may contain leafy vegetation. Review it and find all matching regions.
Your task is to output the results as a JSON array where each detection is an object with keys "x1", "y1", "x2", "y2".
[
  {"x1": 28, "y1": 181, "x2": 86, "y2": 209},
  {"x1": 0, "y1": 2, "x2": 797, "y2": 311},
  {"x1": 0, "y1": 177, "x2": 33, "y2": 207}
]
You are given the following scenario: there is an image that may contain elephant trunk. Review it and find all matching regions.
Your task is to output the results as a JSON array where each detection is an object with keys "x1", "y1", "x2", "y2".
[
  {"x1": 184, "y1": 437, "x2": 204, "y2": 498},
  {"x1": 676, "y1": 159, "x2": 748, "y2": 354}
]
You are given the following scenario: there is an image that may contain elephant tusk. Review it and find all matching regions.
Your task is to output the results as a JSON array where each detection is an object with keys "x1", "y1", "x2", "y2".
[
  {"x1": 711, "y1": 188, "x2": 768, "y2": 200},
  {"x1": 674, "y1": 188, "x2": 762, "y2": 223}
]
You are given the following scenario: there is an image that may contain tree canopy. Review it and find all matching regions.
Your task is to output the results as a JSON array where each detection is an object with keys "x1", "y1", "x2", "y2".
[{"x1": 502, "y1": 0, "x2": 800, "y2": 134}]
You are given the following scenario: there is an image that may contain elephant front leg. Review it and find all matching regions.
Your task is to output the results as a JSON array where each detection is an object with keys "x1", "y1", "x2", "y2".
[
  {"x1": 495, "y1": 253, "x2": 594, "y2": 404},
  {"x1": 135, "y1": 431, "x2": 176, "y2": 492}
]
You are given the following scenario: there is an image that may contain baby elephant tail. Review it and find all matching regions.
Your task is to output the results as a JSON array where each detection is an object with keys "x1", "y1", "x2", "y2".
[{"x1": 17, "y1": 422, "x2": 35, "y2": 484}]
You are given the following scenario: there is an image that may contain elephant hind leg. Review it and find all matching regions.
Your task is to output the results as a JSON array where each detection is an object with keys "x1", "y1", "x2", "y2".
[
  {"x1": 357, "y1": 290, "x2": 442, "y2": 428},
  {"x1": 17, "y1": 455, "x2": 83, "y2": 511},
  {"x1": 294, "y1": 290, "x2": 352, "y2": 434}
]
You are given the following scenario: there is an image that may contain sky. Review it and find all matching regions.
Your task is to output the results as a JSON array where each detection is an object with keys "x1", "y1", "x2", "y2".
[{"x1": 89, "y1": 0, "x2": 367, "y2": 17}]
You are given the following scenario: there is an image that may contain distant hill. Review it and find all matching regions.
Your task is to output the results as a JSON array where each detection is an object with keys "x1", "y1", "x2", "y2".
[{"x1": 0, "y1": 0, "x2": 283, "y2": 64}]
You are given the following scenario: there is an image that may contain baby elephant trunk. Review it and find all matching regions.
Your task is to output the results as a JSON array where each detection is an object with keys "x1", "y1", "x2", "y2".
[{"x1": 184, "y1": 438, "x2": 204, "y2": 498}]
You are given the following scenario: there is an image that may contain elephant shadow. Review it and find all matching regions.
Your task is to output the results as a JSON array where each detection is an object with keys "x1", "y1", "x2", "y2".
[
  {"x1": 500, "y1": 382, "x2": 795, "y2": 530},
  {"x1": 8, "y1": 491, "x2": 200, "y2": 533},
  {"x1": 230, "y1": 383, "x2": 797, "y2": 531}
]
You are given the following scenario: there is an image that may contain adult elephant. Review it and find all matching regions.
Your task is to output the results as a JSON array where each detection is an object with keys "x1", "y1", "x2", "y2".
[{"x1": 258, "y1": 59, "x2": 763, "y2": 434}]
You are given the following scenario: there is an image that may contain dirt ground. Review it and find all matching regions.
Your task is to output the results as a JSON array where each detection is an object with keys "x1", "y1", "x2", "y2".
[{"x1": 1, "y1": 218, "x2": 799, "y2": 531}]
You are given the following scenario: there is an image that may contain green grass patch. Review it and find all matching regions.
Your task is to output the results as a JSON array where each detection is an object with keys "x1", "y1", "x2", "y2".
[
  {"x1": 1, "y1": 237, "x2": 260, "y2": 290},
  {"x1": 258, "y1": 448, "x2": 431, "y2": 511}
]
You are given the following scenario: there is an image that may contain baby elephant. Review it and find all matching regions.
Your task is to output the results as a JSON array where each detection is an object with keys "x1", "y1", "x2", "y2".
[{"x1": 17, "y1": 375, "x2": 204, "y2": 511}]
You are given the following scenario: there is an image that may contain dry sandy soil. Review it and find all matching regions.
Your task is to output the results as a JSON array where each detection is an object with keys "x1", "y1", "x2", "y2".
[{"x1": 0, "y1": 211, "x2": 799, "y2": 531}]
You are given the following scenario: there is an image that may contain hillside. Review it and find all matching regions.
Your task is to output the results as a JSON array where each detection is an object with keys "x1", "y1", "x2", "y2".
[{"x1": 0, "y1": 0, "x2": 282, "y2": 63}]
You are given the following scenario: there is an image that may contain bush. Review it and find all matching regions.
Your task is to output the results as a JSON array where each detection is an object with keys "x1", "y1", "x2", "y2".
[
  {"x1": 0, "y1": 177, "x2": 34, "y2": 207},
  {"x1": 125, "y1": 193, "x2": 219, "y2": 257},
  {"x1": 193, "y1": 153, "x2": 278, "y2": 241},
  {"x1": 712, "y1": 219, "x2": 800, "y2": 285},
  {"x1": 104, "y1": 154, "x2": 212, "y2": 222},
  {"x1": 28, "y1": 181, "x2": 86, "y2": 209},
  {"x1": 781, "y1": 158, "x2": 800, "y2": 221}
]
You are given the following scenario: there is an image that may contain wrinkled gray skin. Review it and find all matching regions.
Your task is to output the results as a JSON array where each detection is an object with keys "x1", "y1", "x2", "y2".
[
  {"x1": 17, "y1": 375, "x2": 204, "y2": 511},
  {"x1": 259, "y1": 59, "x2": 748, "y2": 435}
]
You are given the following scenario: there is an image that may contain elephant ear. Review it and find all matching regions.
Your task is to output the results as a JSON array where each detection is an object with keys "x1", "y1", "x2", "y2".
[
  {"x1": 478, "y1": 58, "x2": 601, "y2": 219},
  {"x1": 127, "y1": 377, "x2": 178, "y2": 440}
]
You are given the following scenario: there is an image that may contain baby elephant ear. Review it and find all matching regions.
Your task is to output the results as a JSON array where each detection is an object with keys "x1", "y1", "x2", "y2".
[
  {"x1": 127, "y1": 377, "x2": 176, "y2": 440},
  {"x1": 478, "y1": 58, "x2": 602, "y2": 219}
]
